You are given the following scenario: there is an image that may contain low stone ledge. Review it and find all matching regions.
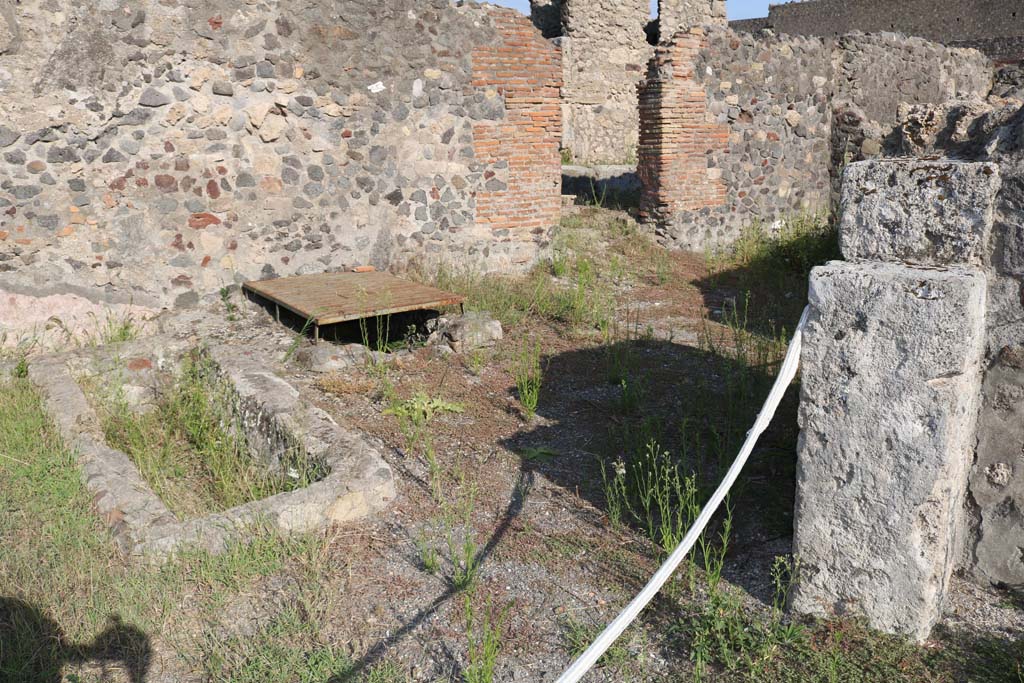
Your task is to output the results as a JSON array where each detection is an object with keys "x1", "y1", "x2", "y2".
[
  {"x1": 839, "y1": 159, "x2": 1001, "y2": 266},
  {"x1": 791, "y1": 260, "x2": 987, "y2": 641},
  {"x1": 28, "y1": 338, "x2": 396, "y2": 561}
]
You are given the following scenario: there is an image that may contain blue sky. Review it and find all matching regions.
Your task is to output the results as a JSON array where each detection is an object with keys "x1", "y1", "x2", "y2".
[{"x1": 487, "y1": 0, "x2": 771, "y2": 20}]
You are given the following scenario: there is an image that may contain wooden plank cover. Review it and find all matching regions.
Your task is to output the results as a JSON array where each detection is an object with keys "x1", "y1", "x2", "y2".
[{"x1": 243, "y1": 272, "x2": 464, "y2": 326}]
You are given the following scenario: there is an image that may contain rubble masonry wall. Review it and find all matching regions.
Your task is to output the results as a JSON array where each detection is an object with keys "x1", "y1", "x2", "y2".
[
  {"x1": 530, "y1": 0, "x2": 727, "y2": 165},
  {"x1": 730, "y1": 0, "x2": 1024, "y2": 63},
  {"x1": 0, "y1": 0, "x2": 561, "y2": 332},
  {"x1": 637, "y1": 26, "x2": 991, "y2": 251}
]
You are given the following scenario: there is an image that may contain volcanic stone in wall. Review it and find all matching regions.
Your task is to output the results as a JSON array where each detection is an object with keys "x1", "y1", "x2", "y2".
[
  {"x1": 0, "y1": 0, "x2": 561, "y2": 325},
  {"x1": 839, "y1": 159, "x2": 1001, "y2": 266}
]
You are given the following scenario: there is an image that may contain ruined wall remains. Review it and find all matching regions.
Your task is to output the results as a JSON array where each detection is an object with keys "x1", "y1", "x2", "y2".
[
  {"x1": 529, "y1": 0, "x2": 652, "y2": 165},
  {"x1": 637, "y1": 26, "x2": 991, "y2": 251},
  {"x1": 657, "y1": 0, "x2": 727, "y2": 43},
  {"x1": 793, "y1": 159, "x2": 995, "y2": 641},
  {"x1": 0, "y1": 0, "x2": 561, "y2": 333},
  {"x1": 892, "y1": 100, "x2": 1024, "y2": 587},
  {"x1": 529, "y1": 0, "x2": 730, "y2": 166},
  {"x1": 730, "y1": 0, "x2": 1024, "y2": 63}
]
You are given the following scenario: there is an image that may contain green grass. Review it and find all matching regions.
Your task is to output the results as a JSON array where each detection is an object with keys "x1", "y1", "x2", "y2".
[
  {"x1": 0, "y1": 377, "x2": 339, "y2": 682},
  {"x1": 560, "y1": 615, "x2": 634, "y2": 670},
  {"x1": 464, "y1": 593, "x2": 508, "y2": 683},
  {"x1": 512, "y1": 341, "x2": 543, "y2": 420},
  {"x1": 90, "y1": 351, "x2": 321, "y2": 519},
  {"x1": 202, "y1": 607, "x2": 350, "y2": 683},
  {"x1": 445, "y1": 492, "x2": 482, "y2": 592}
]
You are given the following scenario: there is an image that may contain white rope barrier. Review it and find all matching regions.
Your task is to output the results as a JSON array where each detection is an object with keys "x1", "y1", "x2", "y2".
[{"x1": 556, "y1": 305, "x2": 811, "y2": 683}]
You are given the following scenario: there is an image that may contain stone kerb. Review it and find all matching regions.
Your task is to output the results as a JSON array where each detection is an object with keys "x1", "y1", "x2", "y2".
[
  {"x1": 791, "y1": 158, "x2": 998, "y2": 641},
  {"x1": 28, "y1": 338, "x2": 396, "y2": 561}
]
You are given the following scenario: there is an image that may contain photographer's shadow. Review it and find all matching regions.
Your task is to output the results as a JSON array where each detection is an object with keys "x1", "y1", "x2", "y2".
[{"x1": 1, "y1": 597, "x2": 151, "y2": 682}]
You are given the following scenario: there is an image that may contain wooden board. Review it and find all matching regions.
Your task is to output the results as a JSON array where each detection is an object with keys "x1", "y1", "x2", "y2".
[{"x1": 243, "y1": 272, "x2": 465, "y2": 327}]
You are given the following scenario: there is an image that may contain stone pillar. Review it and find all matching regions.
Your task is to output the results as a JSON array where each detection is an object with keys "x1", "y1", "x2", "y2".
[
  {"x1": 657, "y1": 0, "x2": 726, "y2": 43},
  {"x1": 557, "y1": 0, "x2": 652, "y2": 165},
  {"x1": 791, "y1": 159, "x2": 998, "y2": 642}
]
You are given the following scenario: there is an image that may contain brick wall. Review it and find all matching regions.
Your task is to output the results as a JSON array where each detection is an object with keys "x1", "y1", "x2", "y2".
[
  {"x1": 472, "y1": 10, "x2": 563, "y2": 264},
  {"x1": 637, "y1": 28, "x2": 728, "y2": 234}
]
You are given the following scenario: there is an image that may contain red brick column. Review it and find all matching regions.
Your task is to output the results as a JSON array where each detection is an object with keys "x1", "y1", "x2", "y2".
[
  {"x1": 638, "y1": 27, "x2": 728, "y2": 227},
  {"x1": 471, "y1": 9, "x2": 562, "y2": 255}
]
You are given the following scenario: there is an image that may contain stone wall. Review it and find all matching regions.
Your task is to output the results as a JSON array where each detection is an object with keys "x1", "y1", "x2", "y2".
[
  {"x1": 793, "y1": 160, "x2": 994, "y2": 641},
  {"x1": 729, "y1": 0, "x2": 1024, "y2": 63},
  {"x1": 530, "y1": 0, "x2": 652, "y2": 165},
  {"x1": 637, "y1": 26, "x2": 992, "y2": 251},
  {"x1": 529, "y1": 0, "x2": 730, "y2": 166},
  {"x1": 0, "y1": 0, "x2": 561, "y2": 332},
  {"x1": 892, "y1": 100, "x2": 1024, "y2": 588},
  {"x1": 657, "y1": 0, "x2": 726, "y2": 44}
]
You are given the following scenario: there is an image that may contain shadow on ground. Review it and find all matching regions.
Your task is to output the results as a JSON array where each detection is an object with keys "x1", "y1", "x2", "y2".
[
  {"x1": 498, "y1": 335, "x2": 802, "y2": 604},
  {"x1": 336, "y1": 470, "x2": 535, "y2": 681},
  {"x1": 0, "y1": 597, "x2": 151, "y2": 682}
]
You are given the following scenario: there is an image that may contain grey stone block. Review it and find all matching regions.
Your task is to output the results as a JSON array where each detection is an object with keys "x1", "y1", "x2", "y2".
[
  {"x1": 839, "y1": 159, "x2": 1001, "y2": 266},
  {"x1": 792, "y1": 260, "x2": 987, "y2": 642},
  {"x1": 968, "y1": 344, "x2": 1024, "y2": 586}
]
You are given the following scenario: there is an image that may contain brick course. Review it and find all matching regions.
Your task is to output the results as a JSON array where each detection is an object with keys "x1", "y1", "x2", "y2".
[{"x1": 472, "y1": 10, "x2": 563, "y2": 260}]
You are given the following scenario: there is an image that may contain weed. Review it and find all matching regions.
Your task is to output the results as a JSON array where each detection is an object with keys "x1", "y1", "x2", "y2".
[
  {"x1": 449, "y1": 523, "x2": 480, "y2": 592},
  {"x1": 560, "y1": 147, "x2": 574, "y2": 165},
  {"x1": 464, "y1": 593, "x2": 509, "y2": 683},
  {"x1": 91, "y1": 352, "x2": 319, "y2": 517},
  {"x1": 386, "y1": 391, "x2": 463, "y2": 501},
  {"x1": 617, "y1": 377, "x2": 645, "y2": 416},
  {"x1": 431, "y1": 259, "x2": 614, "y2": 332},
  {"x1": 47, "y1": 308, "x2": 143, "y2": 348},
  {"x1": 467, "y1": 349, "x2": 488, "y2": 376},
  {"x1": 416, "y1": 530, "x2": 441, "y2": 575},
  {"x1": 220, "y1": 286, "x2": 239, "y2": 321},
  {"x1": 602, "y1": 313, "x2": 640, "y2": 385},
  {"x1": 12, "y1": 355, "x2": 28, "y2": 379},
  {"x1": 444, "y1": 491, "x2": 480, "y2": 592},
  {"x1": 560, "y1": 616, "x2": 633, "y2": 670},
  {"x1": 602, "y1": 440, "x2": 701, "y2": 555},
  {"x1": 512, "y1": 342, "x2": 542, "y2": 420},
  {"x1": 551, "y1": 248, "x2": 571, "y2": 278},
  {"x1": 585, "y1": 179, "x2": 608, "y2": 208},
  {"x1": 520, "y1": 446, "x2": 559, "y2": 463},
  {"x1": 282, "y1": 315, "x2": 317, "y2": 363},
  {"x1": 386, "y1": 392, "x2": 464, "y2": 454}
]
